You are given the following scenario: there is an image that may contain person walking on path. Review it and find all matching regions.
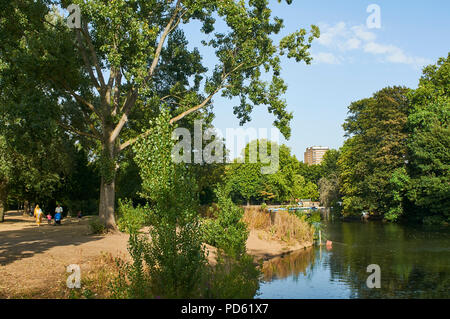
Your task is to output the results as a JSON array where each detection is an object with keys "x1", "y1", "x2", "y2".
[
  {"x1": 55, "y1": 204, "x2": 63, "y2": 225},
  {"x1": 34, "y1": 205, "x2": 43, "y2": 227}
]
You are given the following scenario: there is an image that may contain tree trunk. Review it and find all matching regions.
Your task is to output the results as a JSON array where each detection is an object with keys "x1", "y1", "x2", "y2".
[
  {"x1": 99, "y1": 177, "x2": 116, "y2": 230},
  {"x1": 0, "y1": 203, "x2": 4, "y2": 223},
  {"x1": 0, "y1": 185, "x2": 6, "y2": 222}
]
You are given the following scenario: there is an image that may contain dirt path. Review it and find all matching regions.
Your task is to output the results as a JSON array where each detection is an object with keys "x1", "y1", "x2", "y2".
[
  {"x1": 0, "y1": 211, "x2": 129, "y2": 298},
  {"x1": 0, "y1": 211, "x2": 311, "y2": 298}
]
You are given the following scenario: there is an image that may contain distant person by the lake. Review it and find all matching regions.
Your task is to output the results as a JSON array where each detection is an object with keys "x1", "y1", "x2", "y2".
[
  {"x1": 46, "y1": 213, "x2": 52, "y2": 225},
  {"x1": 34, "y1": 205, "x2": 43, "y2": 227},
  {"x1": 77, "y1": 211, "x2": 82, "y2": 219}
]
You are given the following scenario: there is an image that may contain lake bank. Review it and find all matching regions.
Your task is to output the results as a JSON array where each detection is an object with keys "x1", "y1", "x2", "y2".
[{"x1": 246, "y1": 229, "x2": 313, "y2": 260}]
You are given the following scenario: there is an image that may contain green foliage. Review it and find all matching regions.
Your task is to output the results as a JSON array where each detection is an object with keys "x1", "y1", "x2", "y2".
[
  {"x1": 111, "y1": 111, "x2": 260, "y2": 298},
  {"x1": 385, "y1": 167, "x2": 410, "y2": 222},
  {"x1": 226, "y1": 162, "x2": 263, "y2": 205},
  {"x1": 0, "y1": 0, "x2": 318, "y2": 227},
  {"x1": 226, "y1": 140, "x2": 319, "y2": 204},
  {"x1": 318, "y1": 173, "x2": 340, "y2": 208},
  {"x1": 89, "y1": 216, "x2": 106, "y2": 234},
  {"x1": 202, "y1": 186, "x2": 249, "y2": 257},
  {"x1": 335, "y1": 54, "x2": 450, "y2": 223},
  {"x1": 406, "y1": 53, "x2": 450, "y2": 223},
  {"x1": 203, "y1": 253, "x2": 260, "y2": 299},
  {"x1": 306, "y1": 210, "x2": 322, "y2": 224},
  {"x1": 116, "y1": 199, "x2": 151, "y2": 234},
  {"x1": 113, "y1": 111, "x2": 207, "y2": 298},
  {"x1": 339, "y1": 86, "x2": 411, "y2": 217}
]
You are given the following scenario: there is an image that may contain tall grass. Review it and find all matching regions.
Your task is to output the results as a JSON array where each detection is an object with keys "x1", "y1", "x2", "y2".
[{"x1": 243, "y1": 207, "x2": 314, "y2": 244}]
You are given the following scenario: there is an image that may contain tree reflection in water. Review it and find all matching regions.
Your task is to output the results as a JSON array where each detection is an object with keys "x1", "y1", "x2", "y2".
[
  {"x1": 261, "y1": 247, "x2": 315, "y2": 282},
  {"x1": 258, "y1": 221, "x2": 450, "y2": 298}
]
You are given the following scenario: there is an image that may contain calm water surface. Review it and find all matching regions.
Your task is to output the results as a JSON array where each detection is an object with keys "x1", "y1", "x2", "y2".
[{"x1": 257, "y1": 220, "x2": 450, "y2": 298}]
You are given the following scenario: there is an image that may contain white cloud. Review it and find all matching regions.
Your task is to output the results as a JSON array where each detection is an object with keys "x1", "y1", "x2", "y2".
[
  {"x1": 363, "y1": 42, "x2": 430, "y2": 67},
  {"x1": 345, "y1": 38, "x2": 362, "y2": 50},
  {"x1": 313, "y1": 52, "x2": 341, "y2": 64},
  {"x1": 316, "y1": 22, "x2": 348, "y2": 47},
  {"x1": 351, "y1": 25, "x2": 376, "y2": 42},
  {"x1": 314, "y1": 22, "x2": 430, "y2": 68}
]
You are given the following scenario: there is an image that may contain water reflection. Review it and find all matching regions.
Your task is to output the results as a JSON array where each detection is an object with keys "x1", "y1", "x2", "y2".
[
  {"x1": 257, "y1": 221, "x2": 450, "y2": 299},
  {"x1": 261, "y1": 247, "x2": 315, "y2": 282}
]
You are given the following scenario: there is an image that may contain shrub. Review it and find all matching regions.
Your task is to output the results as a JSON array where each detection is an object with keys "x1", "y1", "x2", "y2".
[
  {"x1": 260, "y1": 202, "x2": 267, "y2": 211},
  {"x1": 203, "y1": 187, "x2": 249, "y2": 257},
  {"x1": 116, "y1": 199, "x2": 151, "y2": 233},
  {"x1": 203, "y1": 252, "x2": 260, "y2": 299},
  {"x1": 89, "y1": 217, "x2": 106, "y2": 234},
  {"x1": 110, "y1": 112, "x2": 259, "y2": 298},
  {"x1": 110, "y1": 111, "x2": 208, "y2": 298}
]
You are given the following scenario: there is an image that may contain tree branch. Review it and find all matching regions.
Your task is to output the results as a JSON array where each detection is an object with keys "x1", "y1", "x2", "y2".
[
  {"x1": 113, "y1": 1, "x2": 182, "y2": 148},
  {"x1": 50, "y1": 76, "x2": 103, "y2": 120},
  {"x1": 118, "y1": 63, "x2": 244, "y2": 151},
  {"x1": 75, "y1": 29, "x2": 101, "y2": 92},
  {"x1": 56, "y1": 121, "x2": 101, "y2": 141},
  {"x1": 146, "y1": 0, "x2": 182, "y2": 81},
  {"x1": 109, "y1": 92, "x2": 137, "y2": 144},
  {"x1": 169, "y1": 87, "x2": 221, "y2": 124},
  {"x1": 80, "y1": 24, "x2": 106, "y2": 88}
]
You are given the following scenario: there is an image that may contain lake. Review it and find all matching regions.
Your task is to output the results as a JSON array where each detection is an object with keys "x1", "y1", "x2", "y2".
[{"x1": 257, "y1": 220, "x2": 450, "y2": 298}]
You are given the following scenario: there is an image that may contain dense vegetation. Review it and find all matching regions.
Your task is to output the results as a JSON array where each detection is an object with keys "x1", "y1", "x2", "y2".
[
  {"x1": 330, "y1": 54, "x2": 449, "y2": 224},
  {"x1": 0, "y1": 0, "x2": 320, "y2": 229}
]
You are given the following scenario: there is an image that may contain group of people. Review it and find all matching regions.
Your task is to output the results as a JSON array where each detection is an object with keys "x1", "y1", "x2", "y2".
[{"x1": 33, "y1": 204, "x2": 63, "y2": 227}]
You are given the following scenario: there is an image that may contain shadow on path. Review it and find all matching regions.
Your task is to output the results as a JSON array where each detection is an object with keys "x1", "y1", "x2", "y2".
[{"x1": 0, "y1": 211, "x2": 104, "y2": 266}]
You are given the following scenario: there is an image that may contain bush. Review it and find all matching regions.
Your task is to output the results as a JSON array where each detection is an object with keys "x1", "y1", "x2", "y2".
[
  {"x1": 203, "y1": 187, "x2": 249, "y2": 257},
  {"x1": 116, "y1": 199, "x2": 151, "y2": 233},
  {"x1": 110, "y1": 111, "x2": 208, "y2": 298},
  {"x1": 89, "y1": 217, "x2": 106, "y2": 234},
  {"x1": 109, "y1": 112, "x2": 260, "y2": 298},
  {"x1": 203, "y1": 252, "x2": 260, "y2": 299}
]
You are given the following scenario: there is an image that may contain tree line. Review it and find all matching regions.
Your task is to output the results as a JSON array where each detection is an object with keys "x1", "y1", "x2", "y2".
[{"x1": 319, "y1": 53, "x2": 449, "y2": 225}]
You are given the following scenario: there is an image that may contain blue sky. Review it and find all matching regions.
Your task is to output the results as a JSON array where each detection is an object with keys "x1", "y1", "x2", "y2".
[{"x1": 188, "y1": 1, "x2": 450, "y2": 161}]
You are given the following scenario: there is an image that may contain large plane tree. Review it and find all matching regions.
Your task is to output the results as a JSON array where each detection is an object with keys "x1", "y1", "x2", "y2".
[{"x1": 0, "y1": 0, "x2": 319, "y2": 229}]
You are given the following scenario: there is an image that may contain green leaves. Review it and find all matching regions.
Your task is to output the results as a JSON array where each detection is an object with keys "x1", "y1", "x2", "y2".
[
  {"x1": 339, "y1": 87, "x2": 411, "y2": 217},
  {"x1": 202, "y1": 185, "x2": 248, "y2": 257},
  {"x1": 337, "y1": 54, "x2": 450, "y2": 223},
  {"x1": 406, "y1": 53, "x2": 450, "y2": 223}
]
